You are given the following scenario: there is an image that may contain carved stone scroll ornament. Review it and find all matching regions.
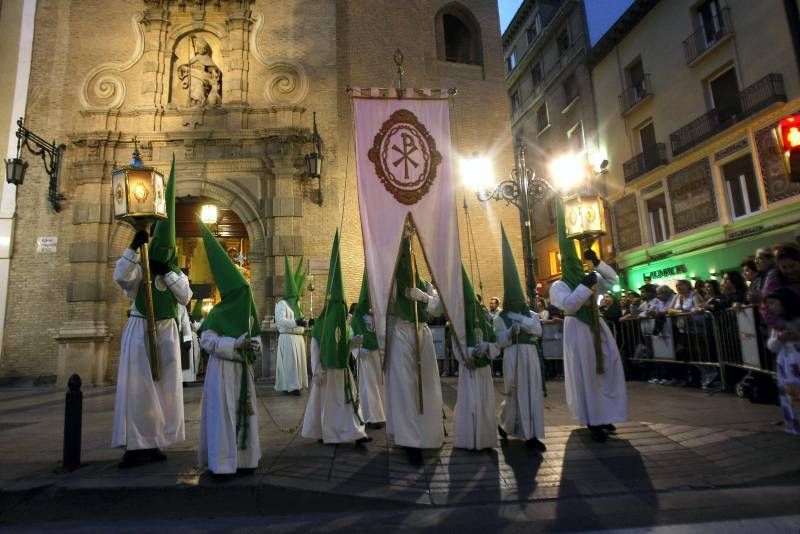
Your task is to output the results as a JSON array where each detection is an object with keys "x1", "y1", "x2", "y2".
[
  {"x1": 80, "y1": 15, "x2": 145, "y2": 111},
  {"x1": 250, "y1": 12, "x2": 309, "y2": 106}
]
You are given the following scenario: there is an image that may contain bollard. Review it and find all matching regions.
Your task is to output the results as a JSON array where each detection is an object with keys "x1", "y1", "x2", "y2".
[{"x1": 62, "y1": 373, "x2": 83, "y2": 471}]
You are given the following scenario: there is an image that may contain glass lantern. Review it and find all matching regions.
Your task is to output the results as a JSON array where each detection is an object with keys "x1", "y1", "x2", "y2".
[{"x1": 111, "y1": 150, "x2": 167, "y2": 226}]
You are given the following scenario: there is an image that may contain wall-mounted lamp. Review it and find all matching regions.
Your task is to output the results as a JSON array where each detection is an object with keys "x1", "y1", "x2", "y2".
[
  {"x1": 4, "y1": 117, "x2": 66, "y2": 212},
  {"x1": 304, "y1": 111, "x2": 323, "y2": 205}
]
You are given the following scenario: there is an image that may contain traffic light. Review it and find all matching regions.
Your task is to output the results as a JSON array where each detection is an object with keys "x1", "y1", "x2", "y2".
[{"x1": 777, "y1": 114, "x2": 800, "y2": 181}]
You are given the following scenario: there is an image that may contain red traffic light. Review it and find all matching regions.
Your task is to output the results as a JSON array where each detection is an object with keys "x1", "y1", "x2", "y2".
[{"x1": 778, "y1": 114, "x2": 800, "y2": 150}]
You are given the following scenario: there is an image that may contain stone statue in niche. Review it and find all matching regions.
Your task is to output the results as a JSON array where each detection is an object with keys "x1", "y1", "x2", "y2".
[{"x1": 177, "y1": 35, "x2": 222, "y2": 108}]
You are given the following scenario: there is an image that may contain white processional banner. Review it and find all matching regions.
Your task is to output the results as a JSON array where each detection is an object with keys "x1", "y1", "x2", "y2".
[{"x1": 352, "y1": 87, "x2": 466, "y2": 362}]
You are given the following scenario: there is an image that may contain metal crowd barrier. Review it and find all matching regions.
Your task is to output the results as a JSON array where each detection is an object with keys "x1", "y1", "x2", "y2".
[{"x1": 614, "y1": 305, "x2": 775, "y2": 390}]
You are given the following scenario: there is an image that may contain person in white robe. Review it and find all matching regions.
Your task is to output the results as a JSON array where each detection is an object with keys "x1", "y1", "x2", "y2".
[
  {"x1": 453, "y1": 265, "x2": 501, "y2": 451},
  {"x1": 112, "y1": 160, "x2": 191, "y2": 468},
  {"x1": 384, "y1": 236, "x2": 444, "y2": 466},
  {"x1": 274, "y1": 254, "x2": 308, "y2": 395},
  {"x1": 492, "y1": 227, "x2": 547, "y2": 452},
  {"x1": 301, "y1": 231, "x2": 370, "y2": 446},
  {"x1": 351, "y1": 272, "x2": 386, "y2": 429},
  {"x1": 179, "y1": 303, "x2": 198, "y2": 383},
  {"x1": 196, "y1": 220, "x2": 262, "y2": 475},
  {"x1": 548, "y1": 198, "x2": 628, "y2": 442}
]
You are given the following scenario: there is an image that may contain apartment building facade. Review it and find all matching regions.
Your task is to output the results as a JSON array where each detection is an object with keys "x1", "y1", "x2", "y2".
[{"x1": 590, "y1": 0, "x2": 800, "y2": 288}]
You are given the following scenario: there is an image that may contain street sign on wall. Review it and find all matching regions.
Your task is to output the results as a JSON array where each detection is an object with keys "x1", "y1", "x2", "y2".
[{"x1": 35, "y1": 236, "x2": 57, "y2": 253}]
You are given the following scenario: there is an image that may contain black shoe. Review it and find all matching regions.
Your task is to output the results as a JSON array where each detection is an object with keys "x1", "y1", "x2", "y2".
[
  {"x1": 288, "y1": 389, "x2": 302, "y2": 396},
  {"x1": 588, "y1": 425, "x2": 607, "y2": 443},
  {"x1": 118, "y1": 450, "x2": 147, "y2": 469},
  {"x1": 497, "y1": 425, "x2": 508, "y2": 440},
  {"x1": 601, "y1": 424, "x2": 617, "y2": 433},
  {"x1": 366, "y1": 422, "x2": 385, "y2": 430},
  {"x1": 405, "y1": 447, "x2": 423, "y2": 467},
  {"x1": 147, "y1": 449, "x2": 167, "y2": 462},
  {"x1": 355, "y1": 436, "x2": 373, "y2": 449},
  {"x1": 236, "y1": 467, "x2": 256, "y2": 475},
  {"x1": 525, "y1": 437, "x2": 547, "y2": 452}
]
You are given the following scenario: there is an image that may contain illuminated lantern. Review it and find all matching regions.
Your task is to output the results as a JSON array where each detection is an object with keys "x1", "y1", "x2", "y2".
[
  {"x1": 112, "y1": 150, "x2": 167, "y2": 225},
  {"x1": 563, "y1": 194, "x2": 607, "y2": 242}
]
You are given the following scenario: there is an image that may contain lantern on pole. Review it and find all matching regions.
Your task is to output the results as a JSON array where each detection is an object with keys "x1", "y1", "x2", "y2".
[
  {"x1": 111, "y1": 146, "x2": 167, "y2": 380},
  {"x1": 777, "y1": 114, "x2": 800, "y2": 182},
  {"x1": 562, "y1": 193, "x2": 607, "y2": 247}
]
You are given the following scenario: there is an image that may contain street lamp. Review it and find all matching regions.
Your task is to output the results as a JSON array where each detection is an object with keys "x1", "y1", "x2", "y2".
[
  {"x1": 464, "y1": 144, "x2": 552, "y2": 301},
  {"x1": 5, "y1": 117, "x2": 66, "y2": 212},
  {"x1": 304, "y1": 111, "x2": 323, "y2": 205}
]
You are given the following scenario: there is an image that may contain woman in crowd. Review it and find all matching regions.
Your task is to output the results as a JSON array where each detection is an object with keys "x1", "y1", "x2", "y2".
[
  {"x1": 701, "y1": 279, "x2": 727, "y2": 312},
  {"x1": 722, "y1": 270, "x2": 748, "y2": 307}
]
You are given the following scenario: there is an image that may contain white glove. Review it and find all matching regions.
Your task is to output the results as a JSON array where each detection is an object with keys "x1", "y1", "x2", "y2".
[
  {"x1": 248, "y1": 337, "x2": 262, "y2": 352},
  {"x1": 234, "y1": 333, "x2": 249, "y2": 349},
  {"x1": 312, "y1": 369, "x2": 326, "y2": 386},
  {"x1": 405, "y1": 287, "x2": 430, "y2": 304},
  {"x1": 475, "y1": 341, "x2": 490, "y2": 357},
  {"x1": 511, "y1": 323, "x2": 521, "y2": 336},
  {"x1": 362, "y1": 314, "x2": 374, "y2": 330},
  {"x1": 351, "y1": 334, "x2": 363, "y2": 345}
]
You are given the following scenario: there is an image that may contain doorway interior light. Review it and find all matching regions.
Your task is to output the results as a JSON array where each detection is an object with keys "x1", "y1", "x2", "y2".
[{"x1": 200, "y1": 204, "x2": 219, "y2": 225}]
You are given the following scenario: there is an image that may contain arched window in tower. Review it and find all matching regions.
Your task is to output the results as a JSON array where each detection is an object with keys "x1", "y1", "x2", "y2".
[{"x1": 435, "y1": 4, "x2": 483, "y2": 66}]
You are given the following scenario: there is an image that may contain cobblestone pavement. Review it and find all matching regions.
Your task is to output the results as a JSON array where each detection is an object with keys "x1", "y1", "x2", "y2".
[{"x1": 0, "y1": 379, "x2": 798, "y2": 530}]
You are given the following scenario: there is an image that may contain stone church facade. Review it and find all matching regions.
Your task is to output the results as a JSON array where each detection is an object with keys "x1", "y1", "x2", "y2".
[{"x1": 0, "y1": 0, "x2": 522, "y2": 385}]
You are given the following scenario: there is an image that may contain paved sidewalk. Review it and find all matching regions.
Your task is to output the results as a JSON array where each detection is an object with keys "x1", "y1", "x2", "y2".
[{"x1": 0, "y1": 379, "x2": 798, "y2": 530}]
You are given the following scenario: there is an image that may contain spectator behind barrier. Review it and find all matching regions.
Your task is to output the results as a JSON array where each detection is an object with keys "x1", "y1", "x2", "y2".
[
  {"x1": 752, "y1": 247, "x2": 776, "y2": 307},
  {"x1": 693, "y1": 279, "x2": 706, "y2": 300},
  {"x1": 761, "y1": 244, "x2": 800, "y2": 330},
  {"x1": 669, "y1": 279, "x2": 703, "y2": 314},
  {"x1": 722, "y1": 270, "x2": 748, "y2": 308},
  {"x1": 701, "y1": 279, "x2": 726, "y2": 312}
]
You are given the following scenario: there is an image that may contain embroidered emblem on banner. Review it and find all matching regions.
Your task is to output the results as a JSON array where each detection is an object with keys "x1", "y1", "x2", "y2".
[{"x1": 368, "y1": 109, "x2": 442, "y2": 205}]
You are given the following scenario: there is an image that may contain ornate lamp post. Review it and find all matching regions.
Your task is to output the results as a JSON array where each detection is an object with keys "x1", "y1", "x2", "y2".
[
  {"x1": 111, "y1": 146, "x2": 168, "y2": 380},
  {"x1": 467, "y1": 144, "x2": 550, "y2": 301}
]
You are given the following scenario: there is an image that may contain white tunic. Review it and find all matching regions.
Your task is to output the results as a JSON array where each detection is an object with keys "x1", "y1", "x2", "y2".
[
  {"x1": 384, "y1": 295, "x2": 444, "y2": 449},
  {"x1": 301, "y1": 339, "x2": 368, "y2": 443},
  {"x1": 357, "y1": 347, "x2": 386, "y2": 424},
  {"x1": 274, "y1": 299, "x2": 308, "y2": 392},
  {"x1": 493, "y1": 312, "x2": 546, "y2": 441},
  {"x1": 549, "y1": 261, "x2": 628, "y2": 426},
  {"x1": 198, "y1": 330, "x2": 261, "y2": 473},
  {"x1": 453, "y1": 344, "x2": 500, "y2": 450},
  {"x1": 112, "y1": 248, "x2": 192, "y2": 450}
]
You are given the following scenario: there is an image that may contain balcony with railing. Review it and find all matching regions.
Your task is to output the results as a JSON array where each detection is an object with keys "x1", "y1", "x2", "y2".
[
  {"x1": 669, "y1": 73, "x2": 786, "y2": 156},
  {"x1": 623, "y1": 143, "x2": 668, "y2": 183},
  {"x1": 618, "y1": 74, "x2": 653, "y2": 116},
  {"x1": 683, "y1": 8, "x2": 733, "y2": 65}
]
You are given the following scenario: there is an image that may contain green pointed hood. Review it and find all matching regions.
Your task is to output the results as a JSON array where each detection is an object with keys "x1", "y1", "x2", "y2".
[
  {"x1": 294, "y1": 256, "x2": 307, "y2": 300},
  {"x1": 134, "y1": 156, "x2": 179, "y2": 321},
  {"x1": 351, "y1": 270, "x2": 379, "y2": 351},
  {"x1": 500, "y1": 224, "x2": 528, "y2": 315},
  {"x1": 283, "y1": 254, "x2": 303, "y2": 319},
  {"x1": 149, "y1": 155, "x2": 178, "y2": 269},
  {"x1": 462, "y1": 264, "x2": 496, "y2": 347},
  {"x1": 390, "y1": 236, "x2": 427, "y2": 322},
  {"x1": 197, "y1": 219, "x2": 260, "y2": 339},
  {"x1": 311, "y1": 231, "x2": 350, "y2": 369},
  {"x1": 556, "y1": 197, "x2": 593, "y2": 327}
]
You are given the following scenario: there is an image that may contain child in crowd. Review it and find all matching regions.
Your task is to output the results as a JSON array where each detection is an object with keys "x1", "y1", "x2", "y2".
[{"x1": 764, "y1": 288, "x2": 800, "y2": 436}]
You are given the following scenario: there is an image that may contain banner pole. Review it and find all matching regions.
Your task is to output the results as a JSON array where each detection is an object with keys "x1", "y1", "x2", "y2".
[{"x1": 409, "y1": 234, "x2": 424, "y2": 415}]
